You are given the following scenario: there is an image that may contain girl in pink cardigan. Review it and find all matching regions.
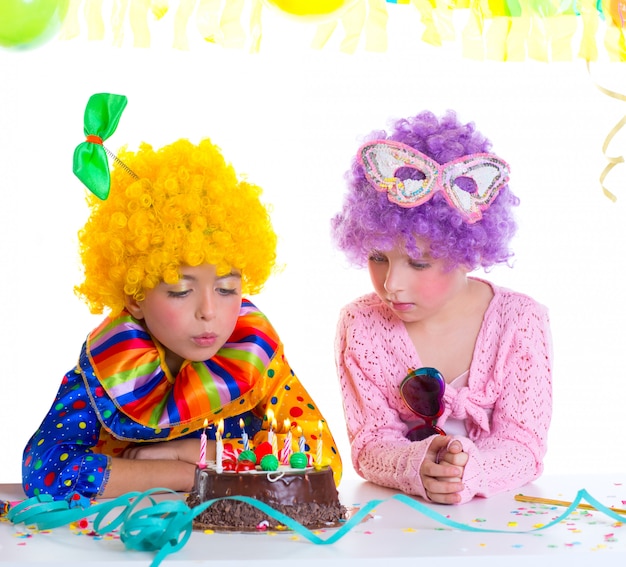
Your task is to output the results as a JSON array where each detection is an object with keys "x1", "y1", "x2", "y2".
[{"x1": 331, "y1": 110, "x2": 553, "y2": 505}]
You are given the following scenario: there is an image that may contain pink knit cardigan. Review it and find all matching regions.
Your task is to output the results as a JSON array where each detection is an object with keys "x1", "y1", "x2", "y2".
[{"x1": 334, "y1": 278, "x2": 553, "y2": 503}]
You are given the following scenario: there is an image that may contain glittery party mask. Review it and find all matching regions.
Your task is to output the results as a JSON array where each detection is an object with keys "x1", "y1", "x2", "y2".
[
  {"x1": 357, "y1": 140, "x2": 510, "y2": 223},
  {"x1": 400, "y1": 367, "x2": 446, "y2": 442}
]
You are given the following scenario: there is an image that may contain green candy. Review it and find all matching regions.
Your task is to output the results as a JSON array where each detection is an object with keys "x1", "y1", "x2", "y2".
[
  {"x1": 238, "y1": 450, "x2": 257, "y2": 464},
  {"x1": 260, "y1": 454, "x2": 279, "y2": 471},
  {"x1": 289, "y1": 452, "x2": 308, "y2": 469}
]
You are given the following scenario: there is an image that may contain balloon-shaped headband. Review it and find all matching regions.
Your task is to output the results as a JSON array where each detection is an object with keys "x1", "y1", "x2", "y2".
[
  {"x1": 72, "y1": 93, "x2": 137, "y2": 200},
  {"x1": 357, "y1": 140, "x2": 510, "y2": 223}
]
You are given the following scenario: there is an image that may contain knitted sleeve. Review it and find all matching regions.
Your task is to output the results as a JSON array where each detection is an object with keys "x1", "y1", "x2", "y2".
[
  {"x1": 452, "y1": 292, "x2": 553, "y2": 502},
  {"x1": 334, "y1": 297, "x2": 431, "y2": 498}
]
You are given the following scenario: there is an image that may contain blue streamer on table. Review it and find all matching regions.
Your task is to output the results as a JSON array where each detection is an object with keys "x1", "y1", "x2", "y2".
[{"x1": 7, "y1": 487, "x2": 625, "y2": 567}]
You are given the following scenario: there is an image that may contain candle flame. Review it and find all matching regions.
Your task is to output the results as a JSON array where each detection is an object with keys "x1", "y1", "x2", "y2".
[
  {"x1": 217, "y1": 419, "x2": 224, "y2": 435},
  {"x1": 203, "y1": 418, "x2": 209, "y2": 428},
  {"x1": 318, "y1": 420, "x2": 323, "y2": 433},
  {"x1": 283, "y1": 418, "x2": 291, "y2": 431},
  {"x1": 239, "y1": 418, "x2": 245, "y2": 428},
  {"x1": 266, "y1": 408, "x2": 274, "y2": 426}
]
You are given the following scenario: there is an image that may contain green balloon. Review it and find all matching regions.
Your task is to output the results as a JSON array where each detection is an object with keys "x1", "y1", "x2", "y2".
[{"x1": 0, "y1": 0, "x2": 69, "y2": 50}]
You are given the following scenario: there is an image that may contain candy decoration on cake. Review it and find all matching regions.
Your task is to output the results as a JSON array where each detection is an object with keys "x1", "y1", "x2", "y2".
[
  {"x1": 254, "y1": 441, "x2": 273, "y2": 462},
  {"x1": 194, "y1": 414, "x2": 330, "y2": 476},
  {"x1": 260, "y1": 454, "x2": 279, "y2": 471},
  {"x1": 289, "y1": 452, "x2": 308, "y2": 469},
  {"x1": 236, "y1": 450, "x2": 256, "y2": 472},
  {"x1": 221, "y1": 444, "x2": 240, "y2": 471},
  {"x1": 238, "y1": 450, "x2": 256, "y2": 464}
]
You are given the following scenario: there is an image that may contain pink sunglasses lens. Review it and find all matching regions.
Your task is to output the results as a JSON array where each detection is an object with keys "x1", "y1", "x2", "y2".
[
  {"x1": 400, "y1": 368, "x2": 445, "y2": 418},
  {"x1": 400, "y1": 367, "x2": 446, "y2": 442},
  {"x1": 406, "y1": 424, "x2": 442, "y2": 442}
]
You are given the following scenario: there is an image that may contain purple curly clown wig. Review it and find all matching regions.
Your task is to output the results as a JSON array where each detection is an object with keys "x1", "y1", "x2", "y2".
[{"x1": 331, "y1": 110, "x2": 519, "y2": 270}]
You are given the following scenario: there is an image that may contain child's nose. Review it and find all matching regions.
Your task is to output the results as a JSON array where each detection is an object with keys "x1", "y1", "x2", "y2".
[
  {"x1": 196, "y1": 291, "x2": 216, "y2": 320},
  {"x1": 383, "y1": 265, "x2": 404, "y2": 294}
]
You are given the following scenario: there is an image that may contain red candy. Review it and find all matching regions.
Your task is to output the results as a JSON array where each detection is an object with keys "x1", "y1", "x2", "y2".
[
  {"x1": 254, "y1": 441, "x2": 273, "y2": 461},
  {"x1": 236, "y1": 460, "x2": 256, "y2": 472}
]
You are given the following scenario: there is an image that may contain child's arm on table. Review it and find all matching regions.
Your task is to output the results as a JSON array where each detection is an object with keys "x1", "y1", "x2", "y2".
[
  {"x1": 23, "y1": 369, "x2": 211, "y2": 500},
  {"x1": 97, "y1": 438, "x2": 216, "y2": 498}
]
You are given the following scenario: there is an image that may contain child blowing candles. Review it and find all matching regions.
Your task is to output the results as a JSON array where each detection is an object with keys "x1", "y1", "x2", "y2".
[
  {"x1": 331, "y1": 109, "x2": 553, "y2": 505},
  {"x1": 22, "y1": 93, "x2": 342, "y2": 501}
]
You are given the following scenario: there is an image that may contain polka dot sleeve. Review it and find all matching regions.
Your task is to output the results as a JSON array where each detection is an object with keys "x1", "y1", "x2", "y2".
[{"x1": 22, "y1": 367, "x2": 110, "y2": 499}]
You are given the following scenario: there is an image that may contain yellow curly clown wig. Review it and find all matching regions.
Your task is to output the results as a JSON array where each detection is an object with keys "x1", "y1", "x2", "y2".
[{"x1": 75, "y1": 138, "x2": 277, "y2": 315}]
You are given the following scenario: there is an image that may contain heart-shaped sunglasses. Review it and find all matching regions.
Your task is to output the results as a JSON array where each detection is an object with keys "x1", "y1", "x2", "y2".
[{"x1": 400, "y1": 367, "x2": 446, "y2": 442}]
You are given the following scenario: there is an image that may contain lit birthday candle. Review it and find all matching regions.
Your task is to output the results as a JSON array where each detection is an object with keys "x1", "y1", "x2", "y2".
[
  {"x1": 281, "y1": 419, "x2": 293, "y2": 465},
  {"x1": 198, "y1": 418, "x2": 208, "y2": 468},
  {"x1": 315, "y1": 420, "x2": 323, "y2": 468},
  {"x1": 297, "y1": 425, "x2": 306, "y2": 453},
  {"x1": 215, "y1": 419, "x2": 224, "y2": 473},
  {"x1": 239, "y1": 418, "x2": 250, "y2": 451}
]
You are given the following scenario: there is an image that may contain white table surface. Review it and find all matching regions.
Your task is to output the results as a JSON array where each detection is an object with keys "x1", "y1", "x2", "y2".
[{"x1": 2, "y1": 473, "x2": 626, "y2": 566}]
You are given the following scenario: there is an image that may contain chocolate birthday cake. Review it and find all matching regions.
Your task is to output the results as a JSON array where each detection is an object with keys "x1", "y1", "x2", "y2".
[{"x1": 186, "y1": 464, "x2": 346, "y2": 531}]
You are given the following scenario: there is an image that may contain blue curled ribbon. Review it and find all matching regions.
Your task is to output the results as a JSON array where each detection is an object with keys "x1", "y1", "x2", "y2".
[{"x1": 7, "y1": 488, "x2": 626, "y2": 567}]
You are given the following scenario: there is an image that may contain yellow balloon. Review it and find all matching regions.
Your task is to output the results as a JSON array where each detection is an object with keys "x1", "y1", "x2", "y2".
[{"x1": 265, "y1": 0, "x2": 356, "y2": 22}]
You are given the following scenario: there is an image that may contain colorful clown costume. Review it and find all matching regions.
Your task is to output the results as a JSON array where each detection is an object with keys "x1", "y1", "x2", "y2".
[{"x1": 22, "y1": 299, "x2": 342, "y2": 499}]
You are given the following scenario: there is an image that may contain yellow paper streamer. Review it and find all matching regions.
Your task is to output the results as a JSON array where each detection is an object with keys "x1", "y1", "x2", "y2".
[
  {"x1": 249, "y1": 0, "x2": 264, "y2": 53},
  {"x1": 413, "y1": 0, "x2": 444, "y2": 46},
  {"x1": 365, "y1": 0, "x2": 389, "y2": 52},
  {"x1": 85, "y1": 0, "x2": 106, "y2": 41},
  {"x1": 173, "y1": 0, "x2": 196, "y2": 50},
  {"x1": 339, "y1": 0, "x2": 367, "y2": 53},
  {"x1": 111, "y1": 0, "x2": 129, "y2": 48},
  {"x1": 197, "y1": 0, "x2": 225, "y2": 44},
  {"x1": 129, "y1": 0, "x2": 152, "y2": 48},
  {"x1": 59, "y1": 0, "x2": 81, "y2": 40},
  {"x1": 40, "y1": 0, "x2": 626, "y2": 60},
  {"x1": 588, "y1": 61, "x2": 626, "y2": 202},
  {"x1": 220, "y1": 0, "x2": 246, "y2": 49}
]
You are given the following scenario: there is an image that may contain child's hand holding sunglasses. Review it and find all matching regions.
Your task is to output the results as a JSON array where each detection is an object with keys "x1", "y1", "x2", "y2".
[
  {"x1": 420, "y1": 436, "x2": 468, "y2": 504},
  {"x1": 400, "y1": 368, "x2": 469, "y2": 504}
]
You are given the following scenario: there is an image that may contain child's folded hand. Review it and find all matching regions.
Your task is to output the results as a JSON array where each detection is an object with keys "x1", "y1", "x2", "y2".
[{"x1": 121, "y1": 438, "x2": 205, "y2": 464}]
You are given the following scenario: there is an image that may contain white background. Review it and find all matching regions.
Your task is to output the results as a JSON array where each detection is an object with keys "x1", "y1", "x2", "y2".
[{"x1": 1, "y1": 3, "x2": 626, "y2": 485}]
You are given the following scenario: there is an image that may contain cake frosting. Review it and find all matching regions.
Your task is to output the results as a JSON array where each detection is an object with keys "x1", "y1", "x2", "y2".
[{"x1": 187, "y1": 465, "x2": 347, "y2": 531}]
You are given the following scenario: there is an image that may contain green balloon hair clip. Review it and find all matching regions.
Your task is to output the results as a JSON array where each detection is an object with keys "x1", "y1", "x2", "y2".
[{"x1": 72, "y1": 93, "x2": 133, "y2": 200}]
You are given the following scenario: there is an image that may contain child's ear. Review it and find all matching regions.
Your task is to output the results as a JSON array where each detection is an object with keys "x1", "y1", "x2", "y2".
[{"x1": 124, "y1": 295, "x2": 145, "y2": 319}]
